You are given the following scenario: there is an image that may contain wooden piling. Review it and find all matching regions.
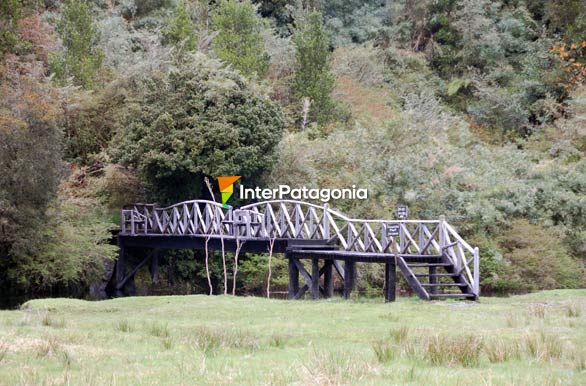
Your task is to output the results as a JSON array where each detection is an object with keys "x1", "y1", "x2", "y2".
[
  {"x1": 287, "y1": 253, "x2": 299, "y2": 299},
  {"x1": 311, "y1": 258, "x2": 320, "y2": 300},
  {"x1": 384, "y1": 262, "x2": 396, "y2": 302},
  {"x1": 323, "y1": 259, "x2": 334, "y2": 298},
  {"x1": 343, "y1": 261, "x2": 355, "y2": 299}
]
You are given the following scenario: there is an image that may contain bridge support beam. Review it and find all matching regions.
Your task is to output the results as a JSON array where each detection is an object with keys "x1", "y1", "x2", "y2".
[
  {"x1": 323, "y1": 260, "x2": 334, "y2": 298},
  {"x1": 150, "y1": 249, "x2": 160, "y2": 285},
  {"x1": 311, "y1": 258, "x2": 320, "y2": 300},
  {"x1": 384, "y1": 262, "x2": 396, "y2": 302},
  {"x1": 287, "y1": 253, "x2": 299, "y2": 299},
  {"x1": 428, "y1": 266, "x2": 437, "y2": 295},
  {"x1": 343, "y1": 261, "x2": 355, "y2": 299},
  {"x1": 115, "y1": 243, "x2": 126, "y2": 297}
]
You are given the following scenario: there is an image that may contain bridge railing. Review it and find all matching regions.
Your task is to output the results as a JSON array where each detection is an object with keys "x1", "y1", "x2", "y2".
[{"x1": 122, "y1": 200, "x2": 232, "y2": 236}]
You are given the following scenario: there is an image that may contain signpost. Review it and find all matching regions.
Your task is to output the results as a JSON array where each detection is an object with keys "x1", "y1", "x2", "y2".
[
  {"x1": 387, "y1": 224, "x2": 400, "y2": 237},
  {"x1": 396, "y1": 205, "x2": 409, "y2": 220}
]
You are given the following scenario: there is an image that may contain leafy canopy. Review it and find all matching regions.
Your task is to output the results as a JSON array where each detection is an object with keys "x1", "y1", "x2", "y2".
[
  {"x1": 50, "y1": 0, "x2": 104, "y2": 88},
  {"x1": 211, "y1": 0, "x2": 269, "y2": 77},
  {"x1": 165, "y1": 0, "x2": 198, "y2": 51},
  {"x1": 293, "y1": 11, "x2": 335, "y2": 126},
  {"x1": 110, "y1": 53, "x2": 285, "y2": 204}
]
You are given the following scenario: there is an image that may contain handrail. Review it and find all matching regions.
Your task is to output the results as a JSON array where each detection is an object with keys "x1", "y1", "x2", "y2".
[{"x1": 443, "y1": 221, "x2": 475, "y2": 254}]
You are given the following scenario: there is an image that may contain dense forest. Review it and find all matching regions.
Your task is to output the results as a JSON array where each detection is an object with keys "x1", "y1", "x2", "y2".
[{"x1": 0, "y1": 0, "x2": 584, "y2": 303}]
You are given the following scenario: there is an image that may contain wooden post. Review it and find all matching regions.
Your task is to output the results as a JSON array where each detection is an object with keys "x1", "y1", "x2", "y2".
[
  {"x1": 384, "y1": 261, "x2": 396, "y2": 302},
  {"x1": 429, "y1": 266, "x2": 437, "y2": 295},
  {"x1": 150, "y1": 249, "x2": 159, "y2": 285},
  {"x1": 311, "y1": 258, "x2": 320, "y2": 300},
  {"x1": 343, "y1": 260, "x2": 355, "y2": 299},
  {"x1": 287, "y1": 253, "x2": 299, "y2": 299},
  {"x1": 323, "y1": 259, "x2": 334, "y2": 298},
  {"x1": 115, "y1": 243, "x2": 125, "y2": 297}
]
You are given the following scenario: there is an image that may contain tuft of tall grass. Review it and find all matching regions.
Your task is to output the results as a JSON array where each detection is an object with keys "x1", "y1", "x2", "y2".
[
  {"x1": 0, "y1": 342, "x2": 7, "y2": 363},
  {"x1": 299, "y1": 349, "x2": 372, "y2": 385},
  {"x1": 522, "y1": 332, "x2": 563, "y2": 362},
  {"x1": 566, "y1": 304, "x2": 581, "y2": 318},
  {"x1": 372, "y1": 339, "x2": 395, "y2": 363},
  {"x1": 423, "y1": 334, "x2": 483, "y2": 367},
  {"x1": 485, "y1": 339, "x2": 521, "y2": 363},
  {"x1": 505, "y1": 312, "x2": 520, "y2": 328},
  {"x1": 148, "y1": 322, "x2": 170, "y2": 338},
  {"x1": 528, "y1": 304, "x2": 547, "y2": 319},
  {"x1": 59, "y1": 350, "x2": 74, "y2": 369},
  {"x1": 192, "y1": 327, "x2": 259, "y2": 354},
  {"x1": 572, "y1": 350, "x2": 586, "y2": 372},
  {"x1": 40, "y1": 312, "x2": 66, "y2": 328},
  {"x1": 115, "y1": 319, "x2": 133, "y2": 333},
  {"x1": 268, "y1": 334, "x2": 288, "y2": 348},
  {"x1": 161, "y1": 336, "x2": 174, "y2": 350},
  {"x1": 41, "y1": 312, "x2": 52, "y2": 326},
  {"x1": 389, "y1": 326, "x2": 409, "y2": 344},
  {"x1": 35, "y1": 336, "x2": 61, "y2": 358}
]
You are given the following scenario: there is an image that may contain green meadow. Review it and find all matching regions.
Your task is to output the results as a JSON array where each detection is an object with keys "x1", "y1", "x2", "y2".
[{"x1": 0, "y1": 290, "x2": 584, "y2": 385}]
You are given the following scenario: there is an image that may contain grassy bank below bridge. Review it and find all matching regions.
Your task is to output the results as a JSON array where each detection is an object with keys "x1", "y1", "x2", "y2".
[{"x1": 0, "y1": 290, "x2": 585, "y2": 385}]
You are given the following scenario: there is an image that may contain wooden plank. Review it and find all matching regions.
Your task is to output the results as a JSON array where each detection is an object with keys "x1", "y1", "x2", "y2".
[
  {"x1": 116, "y1": 250, "x2": 155, "y2": 290},
  {"x1": 392, "y1": 242, "x2": 429, "y2": 300},
  {"x1": 295, "y1": 285, "x2": 308, "y2": 299},
  {"x1": 333, "y1": 260, "x2": 345, "y2": 279},
  {"x1": 292, "y1": 258, "x2": 312, "y2": 287}
]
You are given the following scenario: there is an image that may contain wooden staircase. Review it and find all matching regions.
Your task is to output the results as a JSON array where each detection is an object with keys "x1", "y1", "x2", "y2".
[{"x1": 400, "y1": 254, "x2": 476, "y2": 300}]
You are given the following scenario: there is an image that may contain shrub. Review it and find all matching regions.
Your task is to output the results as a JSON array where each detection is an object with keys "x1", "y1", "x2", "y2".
[{"x1": 110, "y1": 52, "x2": 285, "y2": 204}]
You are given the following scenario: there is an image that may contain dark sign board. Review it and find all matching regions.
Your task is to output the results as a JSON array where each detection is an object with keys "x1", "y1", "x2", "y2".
[
  {"x1": 396, "y1": 205, "x2": 409, "y2": 220},
  {"x1": 387, "y1": 224, "x2": 400, "y2": 237}
]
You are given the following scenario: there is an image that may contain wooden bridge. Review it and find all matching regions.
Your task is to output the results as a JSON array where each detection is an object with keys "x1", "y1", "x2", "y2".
[{"x1": 117, "y1": 200, "x2": 480, "y2": 301}]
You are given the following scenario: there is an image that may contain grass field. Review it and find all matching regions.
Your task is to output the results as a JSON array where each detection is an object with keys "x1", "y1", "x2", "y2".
[{"x1": 0, "y1": 290, "x2": 585, "y2": 385}]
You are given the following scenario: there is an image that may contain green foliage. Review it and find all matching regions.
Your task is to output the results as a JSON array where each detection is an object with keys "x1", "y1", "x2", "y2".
[
  {"x1": 110, "y1": 53, "x2": 285, "y2": 204},
  {"x1": 0, "y1": 0, "x2": 22, "y2": 59},
  {"x1": 322, "y1": 0, "x2": 388, "y2": 47},
  {"x1": 63, "y1": 82, "x2": 130, "y2": 164},
  {"x1": 239, "y1": 254, "x2": 288, "y2": 294},
  {"x1": 211, "y1": 0, "x2": 269, "y2": 77},
  {"x1": 165, "y1": 0, "x2": 197, "y2": 51},
  {"x1": 120, "y1": 0, "x2": 171, "y2": 19},
  {"x1": 10, "y1": 198, "x2": 118, "y2": 290},
  {"x1": 293, "y1": 11, "x2": 335, "y2": 126},
  {"x1": 0, "y1": 68, "x2": 63, "y2": 288},
  {"x1": 447, "y1": 78, "x2": 471, "y2": 96},
  {"x1": 50, "y1": 0, "x2": 104, "y2": 88}
]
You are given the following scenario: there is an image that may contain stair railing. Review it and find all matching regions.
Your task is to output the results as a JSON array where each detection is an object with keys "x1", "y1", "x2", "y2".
[{"x1": 439, "y1": 220, "x2": 480, "y2": 297}]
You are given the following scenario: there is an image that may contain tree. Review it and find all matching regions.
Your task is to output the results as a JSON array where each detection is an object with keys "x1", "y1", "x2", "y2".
[
  {"x1": 109, "y1": 53, "x2": 285, "y2": 204},
  {"x1": 0, "y1": 0, "x2": 22, "y2": 60},
  {"x1": 50, "y1": 0, "x2": 104, "y2": 88},
  {"x1": 0, "y1": 66, "x2": 63, "y2": 292},
  {"x1": 165, "y1": 0, "x2": 198, "y2": 51},
  {"x1": 211, "y1": 0, "x2": 269, "y2": 77},
  {"x1": 292, "y1": 10, "x2": 335, "y2": 126}
]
